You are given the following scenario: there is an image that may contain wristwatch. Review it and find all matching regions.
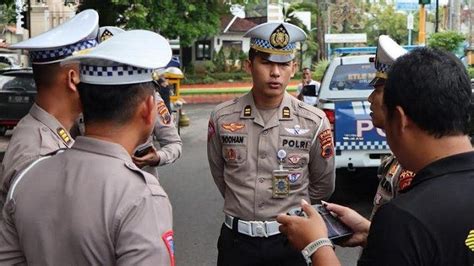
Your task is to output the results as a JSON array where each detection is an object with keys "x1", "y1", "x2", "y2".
[{"x1": 301, "y1": 238, "x2": 333, "y2": 264}]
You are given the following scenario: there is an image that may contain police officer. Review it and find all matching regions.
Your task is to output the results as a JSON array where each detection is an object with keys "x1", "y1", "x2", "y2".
[
  {"x1": 0, "y1": 10, "x2": 99, "y2": 210},
  {"x1": 74, "y1": 26, "x2": 182, "y2": 176},
  {"x1": 0, "y1": 30, "x2": 175, "y2": 265},
  {"x1": 207, "y1": 22, "x2": 335, "y2": 265},
  {"x1": 367, "y1": 36, "x2": 415, "y2": 217}
]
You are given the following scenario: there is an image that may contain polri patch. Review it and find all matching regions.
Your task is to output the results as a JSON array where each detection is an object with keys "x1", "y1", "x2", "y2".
[
  {"x1": 398, "y1": 170, "x2": 415, "y2": 191},
  {"x1": 222, "y1": 122, "x2": 245, "y2": 132},
  {"x1": 162, "y1": 230, "x2": 175, "y2": 266},
  {"x1": 318, "y1": 129, "x2": 334, "y2": 158},
  {"x1": 281, "y1": 138, "x2": 311, "y2": 150}
]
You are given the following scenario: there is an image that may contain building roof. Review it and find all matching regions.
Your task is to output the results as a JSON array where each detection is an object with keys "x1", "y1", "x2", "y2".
[{"x1": 220, "y1": 16, "x2": 258, "y2": 33}]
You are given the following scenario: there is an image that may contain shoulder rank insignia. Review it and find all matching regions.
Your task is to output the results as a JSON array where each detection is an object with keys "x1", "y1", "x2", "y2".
[
  {"x1": 57, "y1": 127, "x2": 72, "y2": 145},
  {"x1": 465, "y1": 230, "x2": 474, "y2": 252},
  {"x1": 270, "y1": 24, "x2": 289, "y2": 48},
  {"x1": 282, "y1": 107, "x2": 291, "y2": 118},
  {"x1": 222, "y1": 122, "x2": 245, "y2": 132},
  {"x1": 244, "y1": 105, "x2": 252, "y2": 117},
  {"x1": 100, "y1": 29, "x2": 114, "y2": 42}
]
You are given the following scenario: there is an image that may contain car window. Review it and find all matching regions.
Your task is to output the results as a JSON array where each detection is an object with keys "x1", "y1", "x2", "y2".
[
  {"x1": 329, "y1": 63, "x2": 376, "y2": 91},
  {"x1": 0, "y1": 74, "x2": 36, "y2": 92}
]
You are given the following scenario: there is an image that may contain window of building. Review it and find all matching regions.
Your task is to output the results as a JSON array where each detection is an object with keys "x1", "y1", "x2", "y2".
[{"x1": 195, "y1": 40, "x2": 211, "y2": 60}]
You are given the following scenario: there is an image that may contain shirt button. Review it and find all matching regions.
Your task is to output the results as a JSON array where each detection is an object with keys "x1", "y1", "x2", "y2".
[
  {"x1": 258, "y1": 177, "x2": 264, "y2": 183},
  {"x1": 41, "y1": 127, "x2": 48, "y2": 132},
  {"x1": 258, "y1": 203, "x2": 264, "y2": 208},
  {"x1": 262, "y1": 130, "x2": 268, "y2": 135},
  {"x1": 260, "y1": 153, "x2": 266, "y2": 159}
]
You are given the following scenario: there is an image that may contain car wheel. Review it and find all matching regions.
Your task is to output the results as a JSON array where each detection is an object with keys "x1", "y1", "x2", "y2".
[{"x1": 0, "y1": 126, "x2": 6, "y2": 136}]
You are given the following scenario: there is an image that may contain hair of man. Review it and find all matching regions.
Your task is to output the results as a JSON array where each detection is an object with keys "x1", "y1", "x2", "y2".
[
  {"x1": 32, "y1": 63, "x2": 73, "y2": 90},
  {"x1": 384, "y1": 47, "x2": 472, "y2": 138},
  {"x1": 78, "y1": 81, "x2": 155, "y2": 125}
]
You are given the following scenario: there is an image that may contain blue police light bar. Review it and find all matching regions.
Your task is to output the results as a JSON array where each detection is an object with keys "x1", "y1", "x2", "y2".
[{"x1": 332, "y1": 45, "x2": 423, "y2": 55}]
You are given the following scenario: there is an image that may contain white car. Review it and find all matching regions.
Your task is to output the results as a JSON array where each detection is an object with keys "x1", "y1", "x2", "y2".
[{"x1": 316, "y1": 55, "x2": 391, "y2": 170}]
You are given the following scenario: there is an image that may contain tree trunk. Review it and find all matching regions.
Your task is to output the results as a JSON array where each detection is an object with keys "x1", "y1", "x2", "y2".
[{"x1": 316, "y1": 0, "x2": 326, "y2": 61}]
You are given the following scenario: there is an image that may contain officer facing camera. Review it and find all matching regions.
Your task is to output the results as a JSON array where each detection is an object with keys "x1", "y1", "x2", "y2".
[{"x1": 207, "y1": 21, "x2": 335, "y2": 266}]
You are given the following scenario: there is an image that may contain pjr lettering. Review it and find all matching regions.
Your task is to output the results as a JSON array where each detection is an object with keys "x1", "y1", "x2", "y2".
[{"x1": 356, "y1": 120, "x2": 386, "y2": 137}]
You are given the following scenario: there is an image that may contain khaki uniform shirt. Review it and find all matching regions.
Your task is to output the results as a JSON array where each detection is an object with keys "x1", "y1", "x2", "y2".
[
  {"x1": 0, "y1": 103, "x2": 74, "y2": 210},
  {"x1": 137, "y1": 95, "x2": 182, "y2": 176},
  {"x1": 207, "y1": 92, "x2": 335, "y2": 221},
  {"x1": 0, "y1": 136, "x2": 174, "y2": 266},
  {"x1": 371, "y1": 154, "x2": 415, "y2": 218}
]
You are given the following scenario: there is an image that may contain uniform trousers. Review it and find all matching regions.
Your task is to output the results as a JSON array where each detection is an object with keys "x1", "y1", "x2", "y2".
[{"x1": 217, "y1": 223, "x2": 307, "y2": 266}]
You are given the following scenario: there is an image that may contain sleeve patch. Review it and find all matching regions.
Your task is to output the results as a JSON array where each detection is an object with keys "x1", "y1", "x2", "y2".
[
  {"x1": 157, "y1": 101, "x2": 172, "y2": 125},
  {"x1": 162, "y1": 230, "x2": 175, "y2": 266},
  {"x1": 318, "y1": 129, "x2": 334, "y2": 159}
]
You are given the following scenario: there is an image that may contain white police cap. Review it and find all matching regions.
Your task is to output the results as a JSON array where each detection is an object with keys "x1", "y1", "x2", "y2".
[
  {"x1": 98, "y1": 26, "x2": 125, "y2": 43},
  {"x1": 9, "y1": 9, "x2": 99, "y2": 64},
  {"x1": 62, "y1": 30, "x2": 172, "y2": 85},
  {"x1": 369, "y1": 35, "x2": 408, "y2": 86},
  {"x1": 244, "y1": 22, "x2": 306, "y2": 63}
]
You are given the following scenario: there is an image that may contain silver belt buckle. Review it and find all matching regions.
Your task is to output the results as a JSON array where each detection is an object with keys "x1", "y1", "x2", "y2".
[{"x1": 252, "y1": 221, "x2": 268, "y2": 237}]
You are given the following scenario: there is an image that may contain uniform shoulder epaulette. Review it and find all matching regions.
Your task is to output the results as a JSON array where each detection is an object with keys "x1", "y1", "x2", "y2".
[
  {"x1": 124, "y1": 162, "x2": 165, "y2": 197},
  {"x1": 293, "y1": 99, "x2": 326, "y2": 120},
  {"x1": 213, "y1": 97, "x2": 240, "y2": 116}
]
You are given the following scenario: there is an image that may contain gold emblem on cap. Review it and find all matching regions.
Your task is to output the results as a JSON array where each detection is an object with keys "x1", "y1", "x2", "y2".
[
  {"x1": 152, "y1": 71, "x2": 160, "y2": 81},
  {"x1": 270, "y1": 24, "x2": 290, "y2": 49},
  {"x1": 57, "y1": 127, "x2": 72, "y2": 145},
  {"x1": 100, "y1": 29, "x2": 114, "y2": 42}
]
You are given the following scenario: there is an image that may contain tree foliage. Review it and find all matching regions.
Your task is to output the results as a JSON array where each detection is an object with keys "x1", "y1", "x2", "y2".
[
  {"x1": 78, "y1": 0, "x2": 222, "y2": 47},
  {"x1": 363, "y1": 5, "x2": 410, "y2": 46},
  {"x1": 427, "y1": 31, "x2": 466, "y2": 52}
]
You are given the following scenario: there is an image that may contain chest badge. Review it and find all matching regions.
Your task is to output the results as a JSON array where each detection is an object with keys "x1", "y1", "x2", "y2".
[
  {"x1": 222, "y1": 122, "x2": 245, "y2": 132},
  {"x1": 288, "y1": 173, "x2": 301, "y2": 183},
  {"x1": 288, "y1": 154, "x2": 301, "y2": 164},
  {"x1": 285, "y1": 125, "x2": 310, "y2": 135}
]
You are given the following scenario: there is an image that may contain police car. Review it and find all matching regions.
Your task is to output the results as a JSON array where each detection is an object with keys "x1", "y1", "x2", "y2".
[{"x1": 316, "y1": 55, "x2": 390, "y2": 170}]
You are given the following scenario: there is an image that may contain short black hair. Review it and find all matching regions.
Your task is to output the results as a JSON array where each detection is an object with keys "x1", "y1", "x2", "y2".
[
  {"x1": 78, "y1": 81, "x2": 155, "y2": 125},
  {"x1": 32, "y1": 63, "x2": 62, "y2": 89},
  {"x1": 384, "y1": 48, "x2": 471, "y2": 137}
]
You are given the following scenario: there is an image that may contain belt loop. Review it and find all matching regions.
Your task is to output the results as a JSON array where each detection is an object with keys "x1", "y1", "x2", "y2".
[{"x1": 232, "y1": 216, "x2": 240, "y2": 233}]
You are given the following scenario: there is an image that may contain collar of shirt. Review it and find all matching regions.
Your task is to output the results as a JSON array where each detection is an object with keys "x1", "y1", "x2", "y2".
[
  {"x1": 401, "y1": 151, "x2": 474, "y2": 193},
  {"x1": 72, "y1": 136, "x2": 134, "y2": 165},
  {"x1": 29, "y1": 103, "x2": 74, "y2": 147},
  {"x1": 239, "y1": 91, "x2": 294, "y2": 128}
]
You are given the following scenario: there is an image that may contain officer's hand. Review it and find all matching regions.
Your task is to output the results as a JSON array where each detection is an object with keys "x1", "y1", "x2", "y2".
[
  {"x1": 324, "y1": 202, "x2": 370, "y2": 247},
  {"x1": 132, "y1": 147, "x2": 160, "y2": 168},
  {"x1": 277, "y1": 199, "x2": 328, "y2": 251}
]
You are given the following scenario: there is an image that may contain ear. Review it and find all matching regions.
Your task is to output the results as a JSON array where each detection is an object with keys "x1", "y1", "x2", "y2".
[
  {"x1": 290, "y1": 61, "x2": 298, "y2": 78},
  {"x1": 66, "y1": 66, "x2": 80, "y2": 93},
  {"x1": 244, "y1": 59, "x2": 252, "y2": 75},
  {"x1": 394, "y1": 106, "x2": 409, "y2": 134},
  {"x1": 140, "y1": 95, "x2": 157, "y2": 126}
]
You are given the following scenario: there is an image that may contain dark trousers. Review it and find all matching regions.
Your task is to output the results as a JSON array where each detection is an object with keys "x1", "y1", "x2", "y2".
[{"x1": 217, "y1": 223, "x2": 307, "y2": 266}]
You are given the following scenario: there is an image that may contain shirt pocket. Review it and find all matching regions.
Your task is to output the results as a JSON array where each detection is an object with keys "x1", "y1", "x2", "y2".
[{"x1": 220, "y1": 134, "x2": 248, "y2": 165}]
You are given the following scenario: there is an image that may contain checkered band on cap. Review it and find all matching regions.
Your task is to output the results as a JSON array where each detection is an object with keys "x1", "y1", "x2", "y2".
[
  {"x1": 250, "y1": 38, "x2": 296, "y2": 55},
  {"x1": 29, "y1": 39, "x2": 98, "y2": 63},
  {"x1": 80, "y1": 64, "x2": 154, "y2": 85},
  {"x1": 375, "y1": 60, "x2": 391, "y2": 73}
]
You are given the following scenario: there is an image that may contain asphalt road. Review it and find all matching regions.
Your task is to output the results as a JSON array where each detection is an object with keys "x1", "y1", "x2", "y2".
[{"x1": 0, "y1": 103, "x2": 378, "y2": 266}]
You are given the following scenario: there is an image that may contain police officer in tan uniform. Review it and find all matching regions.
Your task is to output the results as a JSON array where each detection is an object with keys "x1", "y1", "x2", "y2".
[
  {"x1": 0, "y1": 10, "x2": 99, "y2": 210},
  {"x1": 207, "y1": 22, "x2": 335, "y2": 266},
  {"x1": 74, "y1": 27, "x2": 183, "y2": 176},
  {"x1": 0, "y1": 30, "x2": 175, "y2": 265},
  {"x1": 367, "y1": 36, "x2": 415, "y2": 217}
]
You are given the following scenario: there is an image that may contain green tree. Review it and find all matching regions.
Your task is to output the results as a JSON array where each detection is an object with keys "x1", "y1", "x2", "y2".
[
  {"x1": 364, "y1": 5, "x2": 410, "y2": 46},
  {"x1": 0, "y1": 3, "x2": 16, "y2": 24},
  {"x1": 78, "y1": 0, "x2": 222, "y2": 47},
  {"x1": 427, "y1": 31, "x2": 466, "y2": 53}
]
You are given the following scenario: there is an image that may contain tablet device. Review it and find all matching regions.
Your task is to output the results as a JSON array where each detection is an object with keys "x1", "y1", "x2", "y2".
[{"x1": 288, "y1": 204, "x2": 353, "y2": 241}]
